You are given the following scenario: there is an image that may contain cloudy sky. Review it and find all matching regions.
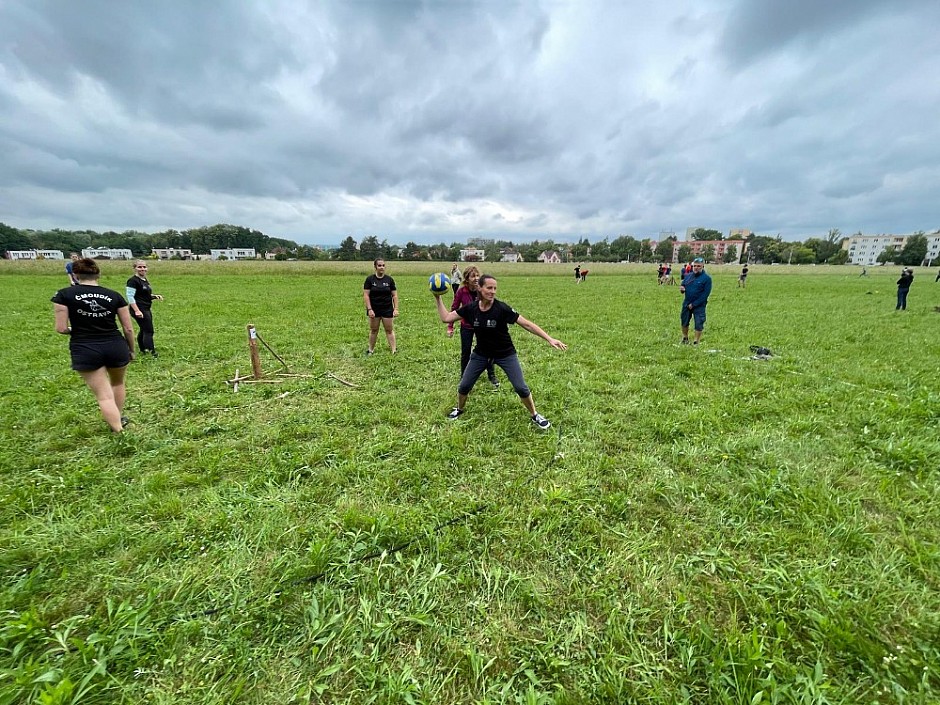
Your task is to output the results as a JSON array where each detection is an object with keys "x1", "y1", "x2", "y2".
[{"x1": 2, "y1": 0, "x2": 939, "y2": 245}]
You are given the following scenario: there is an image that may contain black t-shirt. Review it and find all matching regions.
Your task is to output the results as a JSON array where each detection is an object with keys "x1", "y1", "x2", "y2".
[
  {"x1": 456, "y1": 299, "x2": 519, "y2": 358},
  {"x1": 363, "y1": 274, "x2": 396, "y2": 313},
  {"x1": 51, "y1": 285, "x2": 128, "y2": 341},
  {"x1": 126, "y1": 274, "x2": 155, "y2": 309}
]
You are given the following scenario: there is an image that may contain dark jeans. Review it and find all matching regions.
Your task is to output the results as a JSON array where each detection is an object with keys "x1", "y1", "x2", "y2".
[
  {"x1": 134, "y1": 308, "x2": 155, "y2": 352},
  {"x1": 460, "y1": 327, "x2": 495, "y2": 380},
  {"x1": 459, "y1": 352, "x2": 528, "y2": 398},
  {"x1": 896, "y1": 288, "x2": 909, "y2": 310}
]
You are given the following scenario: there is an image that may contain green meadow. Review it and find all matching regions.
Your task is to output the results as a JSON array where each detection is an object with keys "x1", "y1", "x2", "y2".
[{"x1": 1, "y1": 260, "x2": 938, "y2": 704}]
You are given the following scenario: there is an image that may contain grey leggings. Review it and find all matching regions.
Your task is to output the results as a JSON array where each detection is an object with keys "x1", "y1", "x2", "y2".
[{"x1": 459, "y1": 351, "x2": 530, "y2": 398}]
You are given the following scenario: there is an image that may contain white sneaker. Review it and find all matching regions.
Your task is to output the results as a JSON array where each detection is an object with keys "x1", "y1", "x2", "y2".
[
  {"x1": 446, "y1": 407, "x2": 464, "y2": 420},
  {"x1": 531, "y1": 413, "x2": 551, "y2": 429}
]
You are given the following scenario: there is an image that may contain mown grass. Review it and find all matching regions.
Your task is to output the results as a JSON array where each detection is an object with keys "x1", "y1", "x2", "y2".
[{"x1": 1, "y1": 260, "x2": 938, "y2": 704}]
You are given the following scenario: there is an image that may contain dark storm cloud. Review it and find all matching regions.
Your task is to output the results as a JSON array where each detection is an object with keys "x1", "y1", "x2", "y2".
[{"x1": 720, "y1": 0, "x2": 925, "y2": 65}]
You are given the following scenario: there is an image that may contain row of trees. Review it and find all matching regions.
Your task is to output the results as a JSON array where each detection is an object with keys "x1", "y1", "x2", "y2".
[
  {"x1": 0, "y1": 223, "x2": 300, "y2": 259},
  {"x1": 2, "y1": 222, "x2": 932, "y2": 266}
]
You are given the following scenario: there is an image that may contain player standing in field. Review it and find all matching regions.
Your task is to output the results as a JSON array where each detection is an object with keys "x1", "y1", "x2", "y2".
[
  {"x1": 126, "y1": 260, "x2": 164, "y2": 357},
  {"x1": 680, "y1": 258, "x2": 712, "y2": 345},
  {"x1": 363, "y1": 259, "x2": 399, "y2": 355}
]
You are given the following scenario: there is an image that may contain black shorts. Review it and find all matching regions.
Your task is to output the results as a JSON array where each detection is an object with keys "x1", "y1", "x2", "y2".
[
  {"x1": 371, "y1": 308, "x2": 394, "y2": 319},
  {"x1": 70, "y1": 337, "x2": 131, "y2": 371}
]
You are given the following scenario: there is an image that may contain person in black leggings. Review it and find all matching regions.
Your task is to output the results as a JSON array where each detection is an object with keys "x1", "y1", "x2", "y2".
[
  {"x1": 433, "y1": 274, "x2": 567, "y2": 429},
  {"x1": 126, "y1": 260, "x2": 164, "y2": 356}
]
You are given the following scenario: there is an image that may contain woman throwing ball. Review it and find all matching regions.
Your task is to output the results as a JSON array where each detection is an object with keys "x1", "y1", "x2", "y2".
[
  {"x1": 434, "y1": 274, "x2": 566, "y2": 429},
  {"x1": 51, "y1": 258, "x2": 136, "y2": 433}
]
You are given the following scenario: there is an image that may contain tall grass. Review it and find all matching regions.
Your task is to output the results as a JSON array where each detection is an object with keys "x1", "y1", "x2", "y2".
[{"x1": 1, "y1": 261, "x2": 937, "y2": 704}]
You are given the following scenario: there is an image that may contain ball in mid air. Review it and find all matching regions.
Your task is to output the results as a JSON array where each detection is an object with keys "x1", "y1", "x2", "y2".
[{"x1": 428, "y1": 272, "x2": 451, "y2": 294}]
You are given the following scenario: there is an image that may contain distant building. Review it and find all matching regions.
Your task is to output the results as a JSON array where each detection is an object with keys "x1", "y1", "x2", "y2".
[
  {"x1": 672, "y1": 240, "x2": 745, "y2": 264},
  {"x1": 459, "y1": 247, "x2": 486, "y2": 262},
  {"x1": 152, "y1": 247, "x2": 194, "y2": 260},
  {"x1": 537, "y1": 250, "x2": 562, "y2": 264},
  {"x1": 467, "y1": 237, "x2": 495, "y2": 248},
  {"x1": 927, "y1": 232, "x2": 940, "y2": 265},
  {"x1": 5, "y1": 249, "x2": 65, "y2": 260},
  {"x1": 210, "y1": 248, "x2": 257, "y2": 260},
  {"x1": 842, "y1": 232, "x2": 940, "y2": 266},
  {"x1": 82, "y1": 247, "x2": 133, "y2": 260},
  {"x1": 729, "y1": 229, "x2": 752, "y2": 239},
  {"x1": 499, "y1": 249, "x2": 523, "y2": 263}
]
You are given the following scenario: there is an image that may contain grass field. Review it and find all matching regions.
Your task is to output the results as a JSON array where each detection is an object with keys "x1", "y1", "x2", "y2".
[{"x1": 1, "y1": 260, "x2": 938, "y2": 704}]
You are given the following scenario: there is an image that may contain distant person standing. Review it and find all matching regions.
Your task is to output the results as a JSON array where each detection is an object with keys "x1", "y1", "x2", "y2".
[
  {"x1": 52, "y1": 258, "x2": 136, "y2": 433},
  {"x1": 363, "y1": 258, "x2": 399, "y2": 355},
  {"x1": 65, "y1": 253, "x2": 80, "y2": 285},
  {"x1": 126, "y1": 260, "x2": 164, "y2": 357},
  {"x1": 580, "y1": 268, "x2": 589, "y2": 283},
  {"x1": 896, "y1": 268, "x2": 914, "y2": 310},
  {"x1": 738, "y1": 265, "x2": 749, "y2": 288},
  {"x1": 679, "y1": 257, "x2": 712, "y2": 345},
  {"x1": 574, "y1": 264, "x2": 581, "y2": 283},
  {"x1": 450, "y1": 263, "x2": 462, "y2": 295}
]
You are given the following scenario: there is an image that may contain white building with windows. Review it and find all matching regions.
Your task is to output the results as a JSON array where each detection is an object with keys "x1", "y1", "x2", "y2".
[
  {"x1": 210, "y1": 248, "x2": 257, "y2": 260},
  {"x1": 924, "y1": 232, "x2": 940, "y2": 266},
  {"x1": 459, "y1": 247, "x2": 486, "y2": 262},
  {"x1": 152, "y1": 247, "x2": 194, "y2": 260},
  {"x1": 5, "y1": 249, "x2": 65, "y2": 260},
  {"x1": 82, "y1": 247, "x2": 133, "y2": 260},
  {"x1": 537, "y1": 250, "x2": 562, "y2": 264}
]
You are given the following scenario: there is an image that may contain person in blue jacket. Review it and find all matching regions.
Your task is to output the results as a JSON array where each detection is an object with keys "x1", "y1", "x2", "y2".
[{"x1": 679, "y1": 257, "x2": 712, "y2": 345}]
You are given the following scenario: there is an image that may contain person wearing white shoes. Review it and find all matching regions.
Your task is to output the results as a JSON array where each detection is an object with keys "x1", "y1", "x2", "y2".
[
  {"x1": 52, "y1": 258, "x2": 136, "y2": 433},
  {"x1": 363, "y1": 258, "x2": 399, "y2": 355},
  {"x1": 433, "y1": 274, "x2": 566, "y2": 429}
]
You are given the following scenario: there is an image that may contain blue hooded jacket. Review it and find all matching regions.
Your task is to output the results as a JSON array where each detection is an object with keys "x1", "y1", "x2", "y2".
[{"x1": 682, "y1": 270, "x2": 712, "y2": 309}]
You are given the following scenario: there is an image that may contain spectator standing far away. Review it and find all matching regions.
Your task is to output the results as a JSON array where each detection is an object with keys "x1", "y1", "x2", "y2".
[{"x1": 65, "y1": 253, "x2": 80, "y2": 285}]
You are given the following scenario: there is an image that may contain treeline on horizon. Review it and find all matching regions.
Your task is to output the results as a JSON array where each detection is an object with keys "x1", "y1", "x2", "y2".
[{"x1": 0, "y1": 222, "x2": 932, "y2": 265}]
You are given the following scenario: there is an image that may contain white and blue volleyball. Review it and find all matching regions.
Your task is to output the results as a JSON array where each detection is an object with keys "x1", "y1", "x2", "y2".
[{"x1": 429, "y1": 272, "x2": 450, "y2": 294}]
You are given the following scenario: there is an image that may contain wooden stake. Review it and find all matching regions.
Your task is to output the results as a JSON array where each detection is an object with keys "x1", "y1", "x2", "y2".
[{"x1": 247, "y1": 325, "x2": 263, "y2": 379}]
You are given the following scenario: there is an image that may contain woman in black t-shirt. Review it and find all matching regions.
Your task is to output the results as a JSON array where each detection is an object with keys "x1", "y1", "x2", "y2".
[
  {"x1": 52, "y1": 258, "x2": 136, "y2": 433},
  {"x1": 362, "y1": 259, "x2": 399, "y2": 355},
  {"x1": 433, "y1": 274, "x2": 567, "y2": 429},
  {"x1": 126, "y1": 260, "x2": 164, "y2": 356}
]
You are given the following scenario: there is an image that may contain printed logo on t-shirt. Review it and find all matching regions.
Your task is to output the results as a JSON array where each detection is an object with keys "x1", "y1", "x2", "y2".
[{"x1": 75, "y1": 292, "x2": 113, "y2": 317}]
